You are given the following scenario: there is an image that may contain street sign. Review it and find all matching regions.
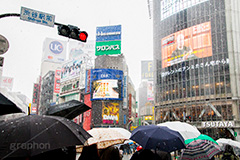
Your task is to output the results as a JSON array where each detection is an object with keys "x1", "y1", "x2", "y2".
[
  {"x1": 20, "y1": 7, "x2": 55, "y2": 27},
  {"x1": 0, "y1": 35, "x2": 9, "y2": 55}
]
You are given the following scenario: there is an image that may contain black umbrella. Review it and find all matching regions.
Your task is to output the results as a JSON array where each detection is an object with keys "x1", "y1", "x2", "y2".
[
  {"x1": 0, "y1": 92, "x2": 23, "y2": 116},
  {"x1": 130, "y1": 125, "x2": 186, "y2": 153},
  {"x1": 0, "y1": 114, "x2": 92, "y2": 159},
  {"x1": 47, "y1": 100, "x2": 91, "y2": 120}
]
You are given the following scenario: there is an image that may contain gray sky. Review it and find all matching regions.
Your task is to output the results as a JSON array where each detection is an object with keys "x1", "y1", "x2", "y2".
[{"x1": 0, "y1": 0, "x2": 153, "y2": 100}]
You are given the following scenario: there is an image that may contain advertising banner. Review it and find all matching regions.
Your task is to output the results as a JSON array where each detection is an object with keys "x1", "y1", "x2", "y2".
[
  {"x1": 102, "y1": 101, "x2": 119, "y2": 124},
  {"x1": 90, "y1": 69, "x2": 123, "y2": 101},
  {"x1": 141, "y1": 61, "x2": 153, "y2": 80},
  {"x1": 95, "y1": 25, "x2": 122, "y2": 56},
  {"x1": 96, "y1": 25, "x2": 121, "y2": 42},
  {"x1": 60, "y1": 59, "x2": 86, "y2": 89},
  {"x1": 161, "y1": 0, "x2": 209, "y2": 20},
  {"x1": 161, "y1": 21, "x2": 212, "y2": 68},
  {"x1": 147, "y1": 81, "x2": 154, "y2": 101},
  {"x1": 42, "y1": 38, "x2": 67, "y2": 63}
]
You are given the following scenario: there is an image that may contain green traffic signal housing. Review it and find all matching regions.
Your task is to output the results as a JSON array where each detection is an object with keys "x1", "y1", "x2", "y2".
[{"x1": 57, "y1": 24, "x2": 88, "y2": 42}]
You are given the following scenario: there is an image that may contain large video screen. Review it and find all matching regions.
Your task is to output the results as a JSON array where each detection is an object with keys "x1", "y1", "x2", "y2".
[
  {"x1": 90, "y1": 69, "x2": 123, "y2": 101},
  {"x1": 161, "y1": 21, "x2": 212, "y2": 68},
  {"x1": 92, "y1": 79, "x2": 122, "y2": 100}
]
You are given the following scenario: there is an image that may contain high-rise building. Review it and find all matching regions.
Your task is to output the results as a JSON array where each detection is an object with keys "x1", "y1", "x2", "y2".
[{"x1": 153, "y1": 0, "x2": 240, "y2": 140}]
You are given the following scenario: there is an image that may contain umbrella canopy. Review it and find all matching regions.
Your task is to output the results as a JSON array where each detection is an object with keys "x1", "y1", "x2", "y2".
[
  {"x1": 87, "y1": 128, "x2": 128, "y2": 149},
  {"x1": 130, "y1": 125, "x2": 186, "y2": 152},
  {"x1": 216, "y1": 138, "x2": 240, "y2": 149},
  {"x1": 110, "y1": 127, "x2": 131, "y2": 139},
  {"x1": 157, "y1": 121, "x2": 201, "y2": 140},
  {"x1": 180, "y1": 139, "x2": 221, "y2": 160},
  {"x1": 47, "y1": 100, "x2": 91, "y2": 120},
  {"x1": 0, "y1": 92, "x2": 23, "y2": 116},
  {"x1": 185, "y1": 134, "x2": 218, "y2": 145},
  {"x1": 0, "y1": 115, "x2": 91, "y2": 158}
]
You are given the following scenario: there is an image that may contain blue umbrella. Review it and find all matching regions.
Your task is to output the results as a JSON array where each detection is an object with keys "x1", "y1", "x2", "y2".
[{"x1": 130, "y1": 125, "x2": 186, "y2": 152}]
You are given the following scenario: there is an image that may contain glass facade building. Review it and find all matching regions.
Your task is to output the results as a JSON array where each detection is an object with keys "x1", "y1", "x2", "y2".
[{"x1": 153, "y1": 0, "x2": 240, "y2": 140}]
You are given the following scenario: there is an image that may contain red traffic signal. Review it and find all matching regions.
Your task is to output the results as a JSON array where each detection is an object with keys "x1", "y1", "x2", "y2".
[{"x1": 57, "y1": 24, "x2": 88, "y2": 42}]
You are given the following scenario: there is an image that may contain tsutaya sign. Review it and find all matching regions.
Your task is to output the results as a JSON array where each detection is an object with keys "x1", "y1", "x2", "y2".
[{"x1": 201, "y1": 121, "x2": 235, "y2": 128}]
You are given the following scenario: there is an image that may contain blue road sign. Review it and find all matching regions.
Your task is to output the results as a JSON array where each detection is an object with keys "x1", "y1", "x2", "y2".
[{"x1": 20, "y1": 7, "x2": 55, "y2": 27}]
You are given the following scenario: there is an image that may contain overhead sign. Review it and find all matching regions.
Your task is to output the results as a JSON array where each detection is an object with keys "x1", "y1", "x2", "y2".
[
  {"x1": 20, "y1": 6, "x2": 55, "y2": 27},
  {"x1": 0, "y1": 35, "x2": 9, "y2": 55}
]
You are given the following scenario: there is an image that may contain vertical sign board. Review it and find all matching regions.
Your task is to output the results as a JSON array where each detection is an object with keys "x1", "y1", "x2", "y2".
[
  {"x1": 54, "y1": 70, "x2": 61, "y2": 93},
  {"x1": 95, "y1": 25, "x2": 122, "y2": 56}
]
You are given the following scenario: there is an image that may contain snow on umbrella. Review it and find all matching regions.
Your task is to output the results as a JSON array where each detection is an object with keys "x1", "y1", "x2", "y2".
[
  {"x1": 0, "y1": 115, "x2": 91, "y2": 159},
  {"x1": 130, "y1": 125, "x2": 186, "y2": 152},
  {"x1": 180, "y1": 139, "x2": 221, "y2": 160},
  {"x1": 87, "y1": 128, "x2": 128, "y2": 149},
  {"x1": 216, "y1": 138, "x2": 240, "y2": 149},
  {"x1": 157, "y1": 121, "x2": 201, "y2": 140}
]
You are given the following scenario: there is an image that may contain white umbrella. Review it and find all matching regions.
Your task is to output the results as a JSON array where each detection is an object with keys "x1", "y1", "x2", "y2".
[
  {"x1": 216, "y1": 138, "x2": 240, "y2": 149},
  {"x1": 87, "y1": 128, "x2": 128, "y2": 149},
  {"x1": 157, "y1": 121, "x2": 201, "y2": 140},
  {"x1": 110, "y1": 127, "x2": 131, "y2": 139}
]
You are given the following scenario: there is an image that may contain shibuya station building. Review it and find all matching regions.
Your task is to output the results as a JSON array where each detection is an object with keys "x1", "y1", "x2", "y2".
[{"x1": 153, "y1": 0, "x2": 240, "y2": 140}]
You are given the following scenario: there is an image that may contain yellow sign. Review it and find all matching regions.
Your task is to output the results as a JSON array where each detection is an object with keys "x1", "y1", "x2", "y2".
[{"x1": 131, "y1": 126, "x2": 138, "y2": 131}]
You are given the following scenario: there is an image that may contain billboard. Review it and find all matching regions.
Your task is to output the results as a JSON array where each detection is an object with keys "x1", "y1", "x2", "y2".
[
  {"x1": 68, "y1": 40, "x2": 95, "y2": 68},
  {"x1": 147, "y1": 81, "x2": 154, "y2": 101},
  {"x1": 95, "y1": 25, "x2": 122, "y2": 56},
  {"x1": 32, "y1": 83, "x2": 39, "y2": 104},
  {"x1": 42, "y1": 38, "x2": 67, "y2": 63},
  {"x1": 102, "y1": 101, "x2": 119, "y2": 124},
  {"x1": 161, "y1": 21, "x2": 212, "y2": 68},
  {"x1": 60, "y1": 59, "x2": 86, "y2": 89},
  {"x1": 141, "y1": 61, "x2": 153, "y2": 80},
  {"x1": 161, "y1": 0, "x2": 209, "y2": 20},
  {"x1": 90, "y1": 69, "x2": 123, "y2": 101}
]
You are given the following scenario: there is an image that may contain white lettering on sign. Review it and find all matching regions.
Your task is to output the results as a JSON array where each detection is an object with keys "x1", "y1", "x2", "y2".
[
  {"x1": 97, "y1": 45, "x2": 120, "y2": 51},
  {"x1": 103, "y1": 115, "x2": 118, "y2": 121},
  {"x1": 201, "y1": 121, "x2": 235, "y2": 128}
]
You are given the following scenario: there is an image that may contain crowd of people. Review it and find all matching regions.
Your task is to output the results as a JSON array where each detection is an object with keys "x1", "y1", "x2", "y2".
[{"x1": 76, "y1": 143, "x2": 240, "y2": 160}]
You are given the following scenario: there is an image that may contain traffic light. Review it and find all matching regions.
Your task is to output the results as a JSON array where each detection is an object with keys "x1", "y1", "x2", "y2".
[{"x1": 57, "y1": 24, "x2": 88, "y2": 42}]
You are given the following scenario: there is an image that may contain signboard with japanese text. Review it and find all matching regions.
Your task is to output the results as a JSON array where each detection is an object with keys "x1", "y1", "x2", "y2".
[
  {"x1": 20, "y1": 7, "x2": 55, "y2": 27},
  {"x1": 95, "y1": 25, "x2": 122, "y2": 56},
  {"x1": 161, "y1": 21, "x2": 212, "y2": 68}
]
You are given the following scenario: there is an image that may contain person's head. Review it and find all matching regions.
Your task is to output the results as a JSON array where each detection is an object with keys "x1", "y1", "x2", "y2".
[
  {"x1": 225, "y1": 144, "x2": 234, "y2": 154},
  {"x1": 79, "y1": 144, "x2": 100, "y2": 160},
  {"x1": 176, "y1": 34, "x2": 185, "y2": 50},
  {"x1": 99, "y1": 146, "x2": 121, "y2": 160}
]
